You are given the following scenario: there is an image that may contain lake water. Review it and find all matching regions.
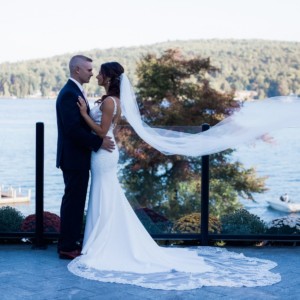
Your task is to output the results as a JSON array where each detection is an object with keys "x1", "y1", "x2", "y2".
[{"x1": 0, "y1": 99, "x2": 299, "y2": 223}]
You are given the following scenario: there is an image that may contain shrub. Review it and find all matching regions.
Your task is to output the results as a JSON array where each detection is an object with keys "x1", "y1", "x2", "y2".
[
  {"x1": 221, "y1": 209, "x2": 267, "y2": 234},
  {"x1": 21, "y1": 211, "x2": 60, "y2": 233},
  {"x1": 172, "y1": 213, "x2": 221, "y2": 234},
  {"x1": 0, "y1": 206, "x2": 24, "y2": 232},
  {"x1": 267, "y1": 217, "x2": 300, "y2": 234}
]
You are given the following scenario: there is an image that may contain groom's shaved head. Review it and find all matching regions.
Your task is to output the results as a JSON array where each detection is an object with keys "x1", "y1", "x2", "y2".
[{"x1": 69, "y1": 55, "x2": 93, "y2": 75}]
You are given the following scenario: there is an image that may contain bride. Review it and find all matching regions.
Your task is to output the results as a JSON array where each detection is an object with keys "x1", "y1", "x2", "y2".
[{"x1": 68, "y1": 62, "x2": 284, "y2": 290}]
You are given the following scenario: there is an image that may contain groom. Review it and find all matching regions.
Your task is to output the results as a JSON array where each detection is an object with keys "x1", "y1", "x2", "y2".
[{"x1": 56, "y1": 55, "x2": 114, "y2": 259}]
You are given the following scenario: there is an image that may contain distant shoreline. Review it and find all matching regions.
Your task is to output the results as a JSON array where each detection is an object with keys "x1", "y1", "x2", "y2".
[
  {"x1": 0, "y1": 97, "x2": 55, "y2": 100},
  {"x1": 0, "y1": 96, "x2": 101, "y2": 101}
]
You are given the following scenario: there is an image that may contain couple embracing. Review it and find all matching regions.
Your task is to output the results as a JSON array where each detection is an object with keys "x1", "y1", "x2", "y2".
[
  {"x1": 55, "y1": 55, "x2": 281, "y2": 290},
  {"x1": 56, "y1": 55, "x2": 119, "y2": 259}
]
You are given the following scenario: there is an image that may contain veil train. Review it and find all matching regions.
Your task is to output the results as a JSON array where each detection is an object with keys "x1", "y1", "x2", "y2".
[
  {"x1": 67, "y1": 74, "x2": 284, "y2": 290},
  {"x1": 120, "y1": 74, "x2": 300, "y2": 156}
]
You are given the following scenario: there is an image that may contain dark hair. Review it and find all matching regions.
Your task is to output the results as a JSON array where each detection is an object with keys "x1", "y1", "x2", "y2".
[{"x1": 100, "y1": 62, "x2": 124, "y2": 101}]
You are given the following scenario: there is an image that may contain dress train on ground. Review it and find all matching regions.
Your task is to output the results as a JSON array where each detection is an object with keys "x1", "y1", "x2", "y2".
[{"x1": 68, "y1": 103, "x2": 281, "y2": 290}]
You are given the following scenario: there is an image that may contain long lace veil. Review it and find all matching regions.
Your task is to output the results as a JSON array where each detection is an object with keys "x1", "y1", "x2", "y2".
[{"x1": 120, "y1": 74, "x2": 300, "y2": 156}]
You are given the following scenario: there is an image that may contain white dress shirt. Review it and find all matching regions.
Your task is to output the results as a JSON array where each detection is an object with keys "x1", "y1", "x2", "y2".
[
  {"x1": 69, "y1": 77, "x2": 89, "y2": 107},
  {"x1": 69, "y1": 77, "x2": 85, "y2": 96}
]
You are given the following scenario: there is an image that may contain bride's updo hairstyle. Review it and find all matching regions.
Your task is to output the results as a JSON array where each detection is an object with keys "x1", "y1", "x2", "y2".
[{"x1": 99, "y1": 62, "x2": 124, "y2": 102}]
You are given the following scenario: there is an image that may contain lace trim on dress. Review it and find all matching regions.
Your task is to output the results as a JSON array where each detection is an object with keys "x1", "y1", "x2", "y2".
[{"x1": 68, "y1": 246, "x2": 280, "y2": 290}]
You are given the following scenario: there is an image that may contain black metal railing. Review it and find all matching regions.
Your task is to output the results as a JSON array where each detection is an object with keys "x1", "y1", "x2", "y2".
[
  {"x1": 33, "y1": 122, "x2": 46, "y2": 249},
  {"x1": 1, "y1": 122, "x2": 299, "y2": 246},
  {"x1": 200, "y1": 123, "x2": 210, "y2": 245}
]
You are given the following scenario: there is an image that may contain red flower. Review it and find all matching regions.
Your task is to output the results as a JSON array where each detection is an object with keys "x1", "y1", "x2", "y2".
[{"x1": 21, "y1": 211, "x2": 60, "y2": 233}]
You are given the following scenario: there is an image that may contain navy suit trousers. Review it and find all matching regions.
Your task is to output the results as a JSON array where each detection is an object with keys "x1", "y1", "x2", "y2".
[{"x1": 58, "y1": 169, "x2": 89, "y2": 252}]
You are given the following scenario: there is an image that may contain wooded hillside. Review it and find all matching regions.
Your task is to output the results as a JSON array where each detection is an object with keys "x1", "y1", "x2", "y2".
[{"x1": 0, "y1": 39, "x2": 299, "y2": 99}]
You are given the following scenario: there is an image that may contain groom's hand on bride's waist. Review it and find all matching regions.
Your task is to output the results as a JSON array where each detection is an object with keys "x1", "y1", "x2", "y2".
[{"x1": 101, "y1": 136, "x2": 115, "y2": 152}]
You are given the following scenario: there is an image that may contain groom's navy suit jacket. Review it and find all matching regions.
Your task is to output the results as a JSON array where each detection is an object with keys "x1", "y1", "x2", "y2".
[{"x1": 56, "y1": 79, "x2": 102, "y2": 170}]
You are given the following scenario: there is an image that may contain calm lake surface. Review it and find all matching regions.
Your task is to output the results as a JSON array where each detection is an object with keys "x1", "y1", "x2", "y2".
[{"x1": 0, "y1": 99, "x2": 299, "y2": 222}]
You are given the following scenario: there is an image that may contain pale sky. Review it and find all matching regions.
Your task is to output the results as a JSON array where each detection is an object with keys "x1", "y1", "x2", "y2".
[{"x1": 1, "y1": 0, "x2": 299, "y2": 63}]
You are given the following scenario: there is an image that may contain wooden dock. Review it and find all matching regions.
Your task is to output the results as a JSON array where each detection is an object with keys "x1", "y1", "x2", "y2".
[{"x1": 0, "y1": 186, "x2": 31, "y2": 204}]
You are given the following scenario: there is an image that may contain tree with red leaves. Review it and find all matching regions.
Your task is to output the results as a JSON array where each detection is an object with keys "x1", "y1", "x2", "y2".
[{"x1": 116, "y1": 49, "x2": 266, "y2": 221}]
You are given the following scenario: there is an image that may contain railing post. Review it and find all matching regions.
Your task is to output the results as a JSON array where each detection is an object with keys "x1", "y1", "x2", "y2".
[
  {"x1": 200, "y1": 123, "x2": 210, "y2": 245},
  {"x1": 33, "y1": 122, "x2": 46, "y2": 249}
]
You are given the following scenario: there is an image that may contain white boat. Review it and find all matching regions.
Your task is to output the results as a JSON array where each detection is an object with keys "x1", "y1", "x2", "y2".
[
  {"x1": 266, "y1": 200, "x2": 300, "y2": 213},
  {"x1": 0, "y1": 185, "x2": 31, "y2": 204}
]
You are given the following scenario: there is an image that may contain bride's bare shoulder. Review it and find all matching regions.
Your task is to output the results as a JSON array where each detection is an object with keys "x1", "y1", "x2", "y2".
[
  {"x1": 103, "y1": 96, "x2": 120, "y2": 107},
  {"x1": 100, "y1": 96, "x2": 120, "y2": 113}
]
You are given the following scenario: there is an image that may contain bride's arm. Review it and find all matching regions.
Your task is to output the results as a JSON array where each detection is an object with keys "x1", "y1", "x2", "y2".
[{"x1": 77, "y1": 96, "x2": 115, "y2": 138}]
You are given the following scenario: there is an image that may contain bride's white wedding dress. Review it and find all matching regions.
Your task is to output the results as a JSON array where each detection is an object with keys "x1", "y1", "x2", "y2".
[{"x1": 68, "y1": 98, "x2": 281, "y2": 290}]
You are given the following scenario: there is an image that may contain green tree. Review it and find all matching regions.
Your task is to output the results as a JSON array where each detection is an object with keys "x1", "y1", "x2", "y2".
[
  {"x1": 117, "y1": 49, "x2": 266, "y2": 221},
  {"x1": 1, "y1": 39, "x2": 300, "y2": 98}
]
